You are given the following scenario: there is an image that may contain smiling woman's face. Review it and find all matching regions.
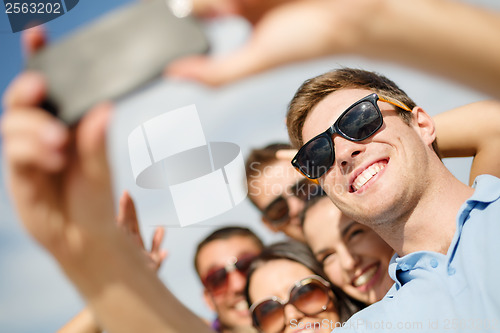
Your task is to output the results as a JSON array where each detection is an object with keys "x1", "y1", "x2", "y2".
[
  {"x1": 303, "y1": 197, "x2": 395, "y2": 304},
  {"x1": 248, "y1": 259, "x2": 339, "y2": 333}
]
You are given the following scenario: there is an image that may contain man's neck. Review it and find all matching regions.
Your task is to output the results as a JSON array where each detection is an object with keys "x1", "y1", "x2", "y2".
[{"x1": 379, "y1": 162, "x2": 475, "y2": 257}]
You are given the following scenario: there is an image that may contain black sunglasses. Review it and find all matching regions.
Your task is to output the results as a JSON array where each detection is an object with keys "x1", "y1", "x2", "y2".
[
  {"x1": 263, "y1": 179, "x2": 326, "y2": 227},
  {"x1": 250, "y1": 275, "x2": 333, "y2": 333},
  {"x1": 292, "y1": 93, "x2": 412, "y2": 180}
]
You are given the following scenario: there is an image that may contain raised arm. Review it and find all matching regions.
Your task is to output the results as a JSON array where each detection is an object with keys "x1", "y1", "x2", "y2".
[
  {"x1": 58, "y1": 191, "x2": 167, "y2": 333},
  {"x1": 355, "y1": 0, "x2": 500, "y2": 99},
  {"x1": 434, "y1": 100, "x2": 500, "y2": 185},
  {"x1": 170, "y1": 0, "x2": 500, "y2": 98},
  {"x1": 1, "y1": 72, "x2": 214, "y2": 333}
]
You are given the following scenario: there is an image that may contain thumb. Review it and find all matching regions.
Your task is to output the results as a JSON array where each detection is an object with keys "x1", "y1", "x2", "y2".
[
  {"x1": 72, "y1": 102, "x2": 115, "y2": 223},
  {"x1": 76, "y1": 102, "x2": 112, "y2": 182}
]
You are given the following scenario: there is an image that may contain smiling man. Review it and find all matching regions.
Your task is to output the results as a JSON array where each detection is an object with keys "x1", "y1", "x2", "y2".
[
  {"x1": 245, "y1": 143, "x2": 325, "y2": 242},
  {"x1": 286, "y1": 68, "x2": 500, "y2": 331},
  {"x1": 195, "y1": 227, "x2": 263, "y2": 333}
]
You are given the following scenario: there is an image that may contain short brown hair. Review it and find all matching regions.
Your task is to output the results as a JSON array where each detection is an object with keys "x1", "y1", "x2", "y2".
[
  {"x1": 286, "y1": 68, "x2": 440, "y2": 156},
  {"x1": 194, "y1": 226, "x2": 264, "y2": 277},
  {"x1": 245, "y1": 143, "x2": 292, "y2": 209}
]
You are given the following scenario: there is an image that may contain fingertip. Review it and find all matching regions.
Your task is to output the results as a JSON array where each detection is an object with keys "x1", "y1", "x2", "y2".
[
  {"x1": 22, "y1": 25, "x2": 47, "y2": 57},
  {"x1": 160, "y1": 250, "x2": 168, "y2": 260},
  {"x1": 119, "y1": 190, "x2": 132, "y2": 206},
  {"x1": 90, "y1": 101, "x2": 114, "y2": 120},
  {"x1": 165, "y1": 56, "x2": 207, "y2": 78},
  {"x1": 3, "y1": 72, "x2": 47, "y2": 109},
  {"x1": 41, "y1": 118, "x2": 69, "y2": 148},
  {"x1": 78, "y1": 101, "x2": 113, "y2": 153}
]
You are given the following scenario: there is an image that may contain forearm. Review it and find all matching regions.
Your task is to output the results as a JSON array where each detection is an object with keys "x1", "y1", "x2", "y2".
[
  {"x1": 354, "y1": 0, "x2": 500, "y2": 98},
  {"x1": 434, "y1": 100, "x2": 500, "y2": 184},
  {"x1": 57, "y1": 227, "x2": 213, "y2": 333}
]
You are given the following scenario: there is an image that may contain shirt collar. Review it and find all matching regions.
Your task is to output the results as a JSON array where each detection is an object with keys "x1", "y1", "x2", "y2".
[
  {"x1": 467, "y1": 174, "x2": 500, "y2": 204},
  {"x1": 387, "y1": 175, "x2": 500, "y2": 289}
]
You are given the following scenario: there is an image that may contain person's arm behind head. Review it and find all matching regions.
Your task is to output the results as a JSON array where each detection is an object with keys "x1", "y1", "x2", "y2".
[{"x1": 434, "y1": 100, "x2": 500, "y2": 185}]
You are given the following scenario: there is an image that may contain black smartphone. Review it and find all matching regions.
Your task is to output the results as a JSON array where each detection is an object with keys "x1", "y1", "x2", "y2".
[{"x1": 26, "y1": 0, "x2": 210, "y2": 124}]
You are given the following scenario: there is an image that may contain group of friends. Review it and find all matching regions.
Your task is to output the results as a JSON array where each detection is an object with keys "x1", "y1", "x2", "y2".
[{"x1": 3, "y1": 0, "x2": 500, "y2": 332}]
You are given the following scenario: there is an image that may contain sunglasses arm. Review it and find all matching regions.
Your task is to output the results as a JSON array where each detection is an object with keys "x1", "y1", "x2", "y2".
[{"x1": 293, "y1": 166, "x2": 320, "y2": 184}]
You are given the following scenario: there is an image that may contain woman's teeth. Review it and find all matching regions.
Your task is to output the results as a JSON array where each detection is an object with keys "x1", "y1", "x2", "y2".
[
  {"x1": 353, "y1": 265, "x2": 378, "y2": 287},
  {"x1": 234, "y1": 300, "x2": 248, "y2": 311}
]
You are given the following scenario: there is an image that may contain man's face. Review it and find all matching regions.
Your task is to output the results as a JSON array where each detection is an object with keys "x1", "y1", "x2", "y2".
[
  {"x1": 248, "y1": 159, "x2": 307, "y2": 242},
  {"x1": 301, "y1": 88, "x2": 430, "y2": 226},
  {"x1": 197, "y1": 236, "x2": 262, "y2": 330}
]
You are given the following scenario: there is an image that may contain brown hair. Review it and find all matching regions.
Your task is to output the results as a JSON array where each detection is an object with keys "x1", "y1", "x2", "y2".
[
  {"x1": 245, "y1": 143, "x2": 292, "y2": 209},
  {"x1": 286, "y1": 68, "x2": 440, "y2": 156},
  {"x1": 194, "y1": 226, "x2": 264, "y2": 277}
]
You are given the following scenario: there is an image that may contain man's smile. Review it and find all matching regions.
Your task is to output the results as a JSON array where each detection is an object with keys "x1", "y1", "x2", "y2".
[{"x1": 350, "y1": 159, "x2": 388, "y2": 193}]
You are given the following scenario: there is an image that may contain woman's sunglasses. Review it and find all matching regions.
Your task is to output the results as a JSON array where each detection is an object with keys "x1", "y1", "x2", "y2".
[
  {"x1": 263, "y1": 179, "x2": 326, "y2": 226},
  {"x1": 292, "y1": 93, "x2": 412, "y2": 180},
  {"x1": 202, "y1": 254, "x2": 257, "y2": 295},
  {"x1": 250, "y1": 275, "x2": 333, "y2": 333}
]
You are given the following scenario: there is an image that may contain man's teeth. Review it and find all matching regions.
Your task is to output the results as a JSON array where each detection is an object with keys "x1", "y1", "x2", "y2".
[
  {"x1": 352, "y1": 163, "x2": 386, "y2": 192},
  {"x1": 353, "y1": 265, "x2": 378, "y2": 287},
  {"x1": 234, "y1": 300, "x2": 248, "y2": 311}
]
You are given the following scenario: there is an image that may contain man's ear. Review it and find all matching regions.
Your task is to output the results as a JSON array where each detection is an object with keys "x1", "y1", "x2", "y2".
[
  {"x1": 203, "y1": 289, "x2": 216, "y2": 312},
  {"x1": 261, "y1": 216, "x2": 280, "y2": 233},
  {"x1": 413, "y1": 106, "x2": 437, "y2": 146}
]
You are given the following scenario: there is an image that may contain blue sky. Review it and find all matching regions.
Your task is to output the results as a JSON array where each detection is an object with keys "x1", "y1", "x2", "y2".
[
  {"x1": 0, "y1": 1, "x2": 499, "y2": 332},
  {"x1": 0, "y1": 0, "x2": 133, "y2": 117}
]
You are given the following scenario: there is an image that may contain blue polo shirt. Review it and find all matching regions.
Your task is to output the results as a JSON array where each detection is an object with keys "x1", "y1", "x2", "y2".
[{"x1": 335, "y1": 175, "x2": 500, "y2": 332}]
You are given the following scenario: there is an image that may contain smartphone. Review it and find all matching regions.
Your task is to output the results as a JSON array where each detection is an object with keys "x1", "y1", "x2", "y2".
[{"x1": 26, "y1": 0, "x2": 210, "y2": 124}]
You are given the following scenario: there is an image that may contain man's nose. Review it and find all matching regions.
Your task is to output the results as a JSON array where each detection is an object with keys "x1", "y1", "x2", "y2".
[
  {"x1": 333, "y1": 136, "x2": 366, "y2": 172},
  {"x1": 284, "y1": 302, "x2": 304, "y2": 325},
  {"x1": 287, "y1": 195, "x2": 305, "y2": 220},
  {"x1": 226, "y1": 270, "x2": 247, "y2": 293}
]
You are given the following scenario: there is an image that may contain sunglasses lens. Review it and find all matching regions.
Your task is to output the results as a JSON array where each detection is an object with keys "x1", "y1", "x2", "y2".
[
  {"x1": 204, "y1": 268, "x2": 228, "y2": 294},
  {"x1": 291, "y1": 280, "x2": 330, "y2": 316},
  {"x1": 264, "y1": 197, "x2": 289, "y2": 225},
  {"x1": 235, "y1": 255, "x2": 256, "y2": 275},
  {"x1": 295, "y1": 135, "x2": 333, "y2": 179},
  {"x1": 338, "y1": 102, "x2": 382, "y2": 140},
  {"x1": 253, "y1": 300, "x2": 285, "y2": 333}
]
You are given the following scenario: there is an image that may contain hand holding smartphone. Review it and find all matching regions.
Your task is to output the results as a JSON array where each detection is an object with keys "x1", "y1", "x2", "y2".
[{"x1": 26, "y1": 0, "x2": 210, "y2": 124}]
